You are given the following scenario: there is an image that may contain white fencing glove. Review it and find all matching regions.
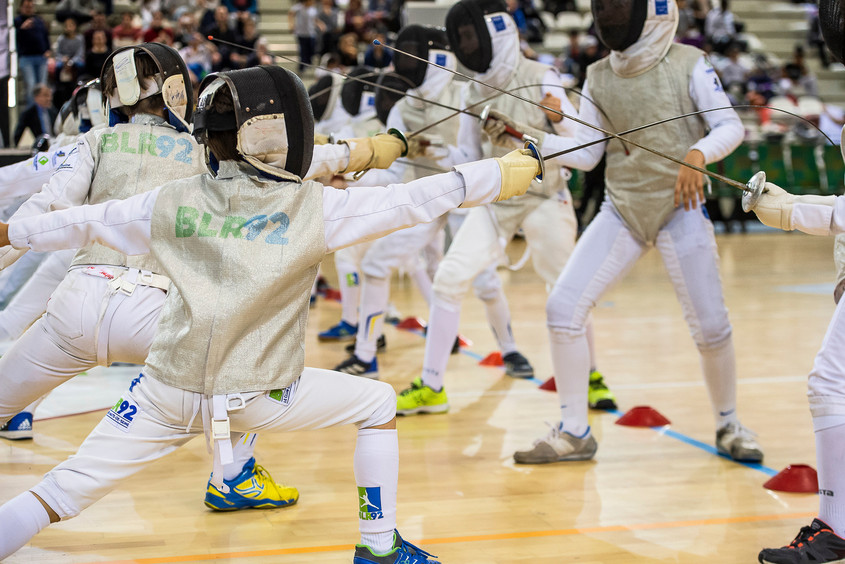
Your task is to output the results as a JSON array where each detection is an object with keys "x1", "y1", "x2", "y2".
[
  {"x1": 339, "y1": 133, "x2": 406, "y2": 173},
  {"x1": 752, "y1": 182, "x2": 836, "y2": 231},
  {"x1": 482, "y1": 109, "x2": 546, "y2": 149},
  {"x1": 493, "y1": 148, "x2": 541, "y2": 201}
]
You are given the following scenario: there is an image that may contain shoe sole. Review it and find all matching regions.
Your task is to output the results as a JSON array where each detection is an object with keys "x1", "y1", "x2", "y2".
[
  {"x1": 0, "y1": 430, "x2": 33, "y2": 440},
  {"x1": 318, "y1": 335, "x2": 357, "y2": 342},
  {"x1": 716, "y1": 446, "x2": 764, "y2": 463},
  {"x1": 505, "y1": 368, "x2": 534, "y2": 379},
  {"x1": 204, "y1": 498, "x2": 298, "y2": 511},
  {"x1": 513, "y1": 451, "x2": 596, "y2": 464},
  {"x1": 589, "y1": 399, "x2": 617, "y2": 410},
  {"x1": 397, "y1": 404, "x2": 449, "y2": 416}
]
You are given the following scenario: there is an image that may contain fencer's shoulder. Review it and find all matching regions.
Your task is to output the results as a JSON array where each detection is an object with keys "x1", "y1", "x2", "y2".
[
  {"x1": 666, "y1": 43, "x2": 706, "y2": 66},
  {"x1": 585, "y1": 55, "x2": 612, "y2": 75}
]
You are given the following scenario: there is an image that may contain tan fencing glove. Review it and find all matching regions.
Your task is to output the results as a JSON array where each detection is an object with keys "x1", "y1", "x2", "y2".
[
  {"x1": 494, "y1": 148, "x2": 541, "y2": 201},
  {"x1": 752, "y1": 182, "x2": 836, "y2": 231},
  {"x1": 482, "y1": 109, "x2": 546, "y2": 149},
  {"x1": 339, "y1": 133, "x2": 406, "y2": 173},
  {"x1": 314, "y1": 133, "x2": 330, "y2": 145}
]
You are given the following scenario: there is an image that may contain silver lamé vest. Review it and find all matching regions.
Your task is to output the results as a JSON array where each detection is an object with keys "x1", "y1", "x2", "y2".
[
  {"x1": 586, "y1": 43, "x2": 707, "y2": 244},
  {"x1": 398, "y1": 84, "x2": 462, "y2": 178},
  {"x1": 144, "y1": 162, "x2": 326, "y2": 395},
  {"x1": 72, "y1": 116, "x2": 207, "y2": 271}
]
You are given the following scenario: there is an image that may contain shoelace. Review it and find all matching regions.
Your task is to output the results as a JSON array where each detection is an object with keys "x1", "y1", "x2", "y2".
[
  {"x1": 400, "y1": 538, "x2": 437, "y2": 561},
  {"x1": 399, "y1": 380, "x2": 423, "y2": 396},
  {"x1": 788, "y1": 525, "x2": 827, "y2": 548},
  {"x1": 590, "y1": 376, "x2": 608, "y2": 390},
  {"x1": 727, "y1": 422, "x2": 759, "y2": 442}
]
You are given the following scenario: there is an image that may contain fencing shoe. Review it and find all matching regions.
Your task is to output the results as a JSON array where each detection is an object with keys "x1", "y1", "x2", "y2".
[
  {"x1": 0, "y1": 412, "x2": 33, "y2": 440},
  {"x1": 758, "y1": 519, "x2": 845, "y2": 563},
  {"x1": 716, "y1": 421, "x2": 764, "y2": 462},
  {"x1": 588, "y1": 371, "x2": 617, "y2": 410},
  {"x1": 503, "y1": 351, "x2": 534, "y2": 379},
  {"x1": 354, "y1": 530, "x2": 440, "y2": 564},
  {"x1": 335, "y1": 355, "x2": 379, "y2": 379},
  {"x1": 318, "y1": 320, "x2": 358, "y2": 341},
  {"x1": 204, "y1": 457, "x2": 299, "y2": 511},
  {"x1": 514, "y1": 423, "x2": 597, "y2": 464},
  {"x1": 396, "y1": 377, "x2": 449, "y2": 415}
]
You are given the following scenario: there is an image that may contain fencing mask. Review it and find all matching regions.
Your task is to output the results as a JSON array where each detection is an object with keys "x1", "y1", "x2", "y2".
[
  {"x1": 193, "y1": 65, "x2": 314, "y2": 180},
  {"x1": 820, "y1": 0, "x2": 844, "y2": 63},
  {"x1": 592, "y1": 0, "x2": 649, "y2": 52},
  {"x1": 340, "y1": 67, "x2": 379, "y2": 117},
  {"x1": 394, "y1": 25, "x2": 450, "y2": 88},
  {"x1": 445, "y1": 0, "x2": 509, "y2": 73},
  {"x1": 374, "y1": 72, "x2": 414, "y2": 125}
]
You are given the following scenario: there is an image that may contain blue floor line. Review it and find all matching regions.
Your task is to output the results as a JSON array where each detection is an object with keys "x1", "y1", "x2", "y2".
[{"x1": 393, "y1": 322, "x2": 777, "y2": 476}]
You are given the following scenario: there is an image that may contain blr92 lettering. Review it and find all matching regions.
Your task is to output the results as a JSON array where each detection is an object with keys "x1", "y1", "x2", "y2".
[{"x1": 175, "y1": 206, "x2": 290, "y2": 245}]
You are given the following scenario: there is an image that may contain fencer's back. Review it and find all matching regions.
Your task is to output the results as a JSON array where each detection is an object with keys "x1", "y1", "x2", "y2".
[
  {"x1": 144, "y1": 161, "x2": 326, "y2": 395},
  {"x1": 73, "y1": 116, "x2": 207, "y2": 272}
]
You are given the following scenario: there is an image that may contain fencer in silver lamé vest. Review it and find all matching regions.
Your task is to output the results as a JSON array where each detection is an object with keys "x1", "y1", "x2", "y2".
[
  {"x1": 72, "y1": 115, "x2": 207, "y2": 272},
  {"x1": 586, "y1": 43, "x2": 707, "y2": 245},
  {"x1": 397, "y1": 85, "x2": 461, "y2": 175},
  {"x1": 144, "y1": 161, "x2": 326, "y2": 395}
]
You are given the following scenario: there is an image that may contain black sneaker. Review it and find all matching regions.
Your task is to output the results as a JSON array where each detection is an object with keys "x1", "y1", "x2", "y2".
[
  {"x1": 451, "y1": 336, "x2": 460, "y2": 354},
  {"x1": 334, "y1": 355, "x2": 379, "y2": 379},
  {"x1": 759, "y1": 519, "x2": 845, "y2": 563},
  {"x1": 503, "y1": 351, "x2": 534, "y2": 378},
  {"x1": 346, "y1": 335, "x2": 386, "y2": 354}
]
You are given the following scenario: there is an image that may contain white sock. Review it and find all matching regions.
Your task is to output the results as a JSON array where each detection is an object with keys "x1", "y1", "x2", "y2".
[
  {"x1": 549, "y1": 326, "x2": 590, "y2": 437},
  {"x1": 410, "y1": 267, "x2": 434, "y2": 306},
  {"x1": 223, "y1": 433, "x2": 258, "y2": 481},
  {"x1": 482, "y1": 288, "x2": 517, "y2": 356},
  {"x1": 815, "y1": 419, "x2": 845, "y2": 536},
  {"x1": 355, "y1": 275, "x2": 389, "y2": 364},
  {"x1": 336, "y1": 258, "x2": 360, "y2": 325},
  {"x1": 421, "y1": 301, "x2": 460, "y2": 391},
  {"x1": 585, "y1": 318, "x2": 597, "y2": 373},
  {"x1": 0, "y1": 491, "x2": 51, "y2": 559},
  {"x1": 699, "y1": 339, "x2": 739, "y2": 428},
  {"x1": 355, "y1": 428, "x2": 398, "y2": 553}
]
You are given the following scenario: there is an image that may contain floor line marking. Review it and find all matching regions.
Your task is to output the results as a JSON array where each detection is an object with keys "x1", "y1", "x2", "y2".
[{"x1": 88, "y1": 511, "x2": 815, "y2": 564}]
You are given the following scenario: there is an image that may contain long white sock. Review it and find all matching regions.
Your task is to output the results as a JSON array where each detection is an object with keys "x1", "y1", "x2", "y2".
[
  {"x1": 355, "y1": 275, "x2": 389, "y2": 364},
  {"x1": 336, "y1": 258, "x2": 361, "y2": 325},
  {"x1": 482, "y1": 288, "x2": 517, "y2": 356},
  {"x1": 421, "y1": 301, "x2": 460, "y2": 391},
  {"x1": 355, "y1": 428, "x2": 398, "y2": 553},
  {"x1": 549, "y1": 326, "x2": 590, "y2": 437},
  {"x1": 699, "y1": 339, "x2": 739, "y2": 428},
  {"x1": 815, "y1": 419, "x2": 845, "y2": 536},
  {"x1": 223, "y1": 433, "x2": 258, "y2": 481},
  {"x1": 0, "y1": 491, "x2": 51, "y2": 559}
]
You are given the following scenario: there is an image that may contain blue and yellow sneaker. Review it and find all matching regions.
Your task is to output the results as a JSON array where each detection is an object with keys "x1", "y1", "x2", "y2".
[
  {"x1": 318, "y1": 320, "x2": 358, "y2": 341},
  {"x1": 204, "y1": 457, "x2": 299, "y2": 511},
  {"x1": 354, "y1": 530, "x2": 440, "y2": 564},
  {"x1": 0, "y1": 412, "x2": 33, "y2": 440}
]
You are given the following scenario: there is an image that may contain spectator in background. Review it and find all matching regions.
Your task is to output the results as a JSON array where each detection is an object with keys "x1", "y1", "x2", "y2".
[
  {"x1": 197, "y1": 0, "x2": 219, "y2": 36},
  {"x1": 13, "y1": 84, "x2": 55, "y2": 146},
  {"x1": 506, "y1": 0, "x2": 527, "y2": 36},
  {"x1": 289, "y1": 0, "x2": 321, "y2": 72},
  {"x1": 15, "y1": 0, "x2": 51, "y2": 106},
  {"x1": 676, "y1": 0, "x2": 704, "y2": 47},
  {"x1": 179, "y1": 32, "x2": 215, "y2": 79},
  {"x1": 142, "y1": 11, "x2": 174, "y2": 44},
  {"x1": 84, "y1": 10, "x2": 113, "y2": 52},
  {"x1": 208, "y1": 5, "x2": 247, "y2": 70},
  {"x1": 318, "y1": 0, "x2": 342, "y2": 56},
  {"x1": 83, "y1": 29, "x2": 111, "y2": 79},
  {"x1": 173, "y1": 12, "x2": 199, "y2": 48},
  {"x1": 363, "y1": 28, "x2": 391, "y2": 68},
  {"x1": 112, "y1": 11, "x2": 140, "y2": 47},
  {"x1": 246, "y1": 36, "x2": 274, "y2": 67},
  {"x1": 781, "y1": 45, "x2": 819, "y2": 99},
  {"x1": 337, "y1": 32, "x2": 360, "y2": 68},
  {"x1": 239, "y1": 16, "x2": 261, "y2": 51},
  {"x1": 715, "y1": 43, "x2": 749, "y2": 98},
  {"x1": 223, "y1": 0, "x2": 257, "y2": 15},
  {"x1": 53, "y1": 16, "x2": 85, "y2": 108},
  {"x1": 705, "y1": 0, "x2": 736, "y2": 54},
  {"x1": 821, "y1": 104, "x2": 845, "y2": 144},
  {"x1": 368, "y1": 0, "x2": 399, "y2": 33},
  {"x1": 343, "y1": 0, "x2": 370, "y2": 42}
]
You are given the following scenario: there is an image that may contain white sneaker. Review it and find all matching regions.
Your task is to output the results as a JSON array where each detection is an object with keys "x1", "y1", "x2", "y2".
[
  {"x1": 513, "y1": 423, "x2": 597, "y2": 464},
  {"x1": 716, "y1": 421, "x2": 763, "y2": 462}
]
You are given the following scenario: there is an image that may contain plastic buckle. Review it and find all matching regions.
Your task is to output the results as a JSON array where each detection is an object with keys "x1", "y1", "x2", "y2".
[{"x1": 211, "y1": 417, "x2": 230, "y2": 441}]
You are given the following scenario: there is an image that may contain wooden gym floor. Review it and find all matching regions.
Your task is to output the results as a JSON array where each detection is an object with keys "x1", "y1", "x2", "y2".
[{"x1": 0, "y1": 231, "x2": 836, "y2": 563}]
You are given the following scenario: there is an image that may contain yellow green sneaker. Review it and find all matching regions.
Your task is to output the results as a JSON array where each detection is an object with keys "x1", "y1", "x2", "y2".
[
  {"x1": 204, "y1": 457, "x2": 299, "y2": 511},
  {"x1": 588, "y1": 371, "x2": 617, "y2": 410},
  {"x1": 396, "y1": 377, "x2": 449, "y2": 415}
]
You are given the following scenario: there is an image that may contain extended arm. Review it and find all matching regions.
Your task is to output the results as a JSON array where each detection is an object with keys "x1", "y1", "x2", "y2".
[{"x1": 3, "y1": 189, "x2": 158, "y2": 256}]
